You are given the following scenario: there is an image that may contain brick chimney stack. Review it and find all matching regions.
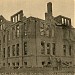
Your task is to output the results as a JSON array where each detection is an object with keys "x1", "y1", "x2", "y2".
[
  {"x1": 47, "y1": 2, "x2": 52, "y2": 16},
  {"x1": 45, "y1": 2, "x2": 53, "y2": 20}
]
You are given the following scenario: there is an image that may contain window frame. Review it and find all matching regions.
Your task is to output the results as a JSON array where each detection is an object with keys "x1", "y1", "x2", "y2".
[
  {"x1": 24, "y1": 42, "x2": 27, "y2": 55},
  {"x1": 16, "y1": 44, "x2": 19, "y2": 56}
]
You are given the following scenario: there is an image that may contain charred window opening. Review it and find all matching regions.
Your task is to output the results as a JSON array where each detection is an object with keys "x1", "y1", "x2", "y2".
[
  {"x1": 47, "y1": 43, "x2": 50, "y2": 54},
  {"x1": 24, "y1": 42, "x2": 27, "y2": 55},
  {"x1": 63, "y1": 45, "x2": 66, "y2": 56},
  {"x1": 7, "y1": 31, "x2": 10, "y2": 41},
  {"x1": 3, "y1": 35, "x2": 5, "y2": 43},
  {"x1": 12, "y1": 26, "x2": 15, "y2": 39},
  {"x1": 16, "y1": 44, "x2": 19, "y2": 56},
  {"x1": 41, "y1": 41, "x2": 45, "y2": 54},
  {"x1": 52, "y1": 43, "x2": 55, "y2": 55},
  {"x1": 16, "y1": 25, "x2": 20, "y2": 38},
  {"x1": 8, "y1": 46, "x2": 10, "y2": 57},
  {"x1": 40, "y1": 22, "x2": 44, "y2": 35},
  {"x1": 12, "y1": 45, "x2": 15, "y2": 56},
  {"x1": 3, "y1": 48, "x2": 5, "y2": 58},
  {"x1": 69, "y1": 45, "x2": 71, "y2": 56}
]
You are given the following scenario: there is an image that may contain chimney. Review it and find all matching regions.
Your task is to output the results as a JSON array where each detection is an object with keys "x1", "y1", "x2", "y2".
[{"x1": 47, "y1": 2, "x2": 52, "y2": 16}]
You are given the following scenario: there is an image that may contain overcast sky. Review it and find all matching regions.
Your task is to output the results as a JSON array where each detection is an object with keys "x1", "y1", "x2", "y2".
[{"x1": 0, "y1": 0, "x2": 74, "y2": 27}]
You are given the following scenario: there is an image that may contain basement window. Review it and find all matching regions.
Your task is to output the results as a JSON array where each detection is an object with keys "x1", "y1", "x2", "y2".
[
  {"x1": 16, "y1": 62, "x2": 19, "y2": 66},
  {"x1": 12, "y1": 63, "x2": 15, "y2": 67},
  {"x1": 3, "y1": 35, "x2": 5, "y2": 43},
  {"x1": 42, "y1": 62, "x2": 45, "y2": 65},
  {"x1": 48, "y1": 62, "x2": 51, "y2": 64},
  {"x1": 24, "y1": 62, "x2": 27, "y2": 66},
  {"x1": 8, "y1": 63, "x2": 10, "y2": 67}
]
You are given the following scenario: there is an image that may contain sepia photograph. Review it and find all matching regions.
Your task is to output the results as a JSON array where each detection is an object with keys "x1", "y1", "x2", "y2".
[{"x1": 0, "y1": 0, "x2": 74, "y2": 75}]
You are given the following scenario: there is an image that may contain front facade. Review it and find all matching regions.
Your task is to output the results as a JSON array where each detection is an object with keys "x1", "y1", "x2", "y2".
[{"x1": 0, "y1": 2, "x2": 75, "y2": 75}]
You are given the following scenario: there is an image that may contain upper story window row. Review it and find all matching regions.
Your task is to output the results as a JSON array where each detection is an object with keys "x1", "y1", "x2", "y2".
[
  {"x1": 11, "y1": 10, "x2": 23, "y2": 23},
  {"x1": 12, "y1": 14, "x2": 21, "y2": 23},
  {"x1": 41, "y1": 41, "x2": 56, "y2": 55},
  {"x1": 2, "y1": 44, "x2": 19, "y2": 58},
  {"x1": 2, "y1": 24, "x2": 20, "y2": 43},
  {"x1": 40, "y1": 22, "x2": 54, "y2": 37},
  {"x1": 41, "y1": 41, "x2": 72, "y2": 56},
  {"x1": 63, "y1": 45, "x2": 72, "y2": 56},
  {"x1": 62, "y1": 18, "x2": 71, "y2": 26},
  {"x1": 2, "y1": 23, "x2": 28, "y2": 42}
]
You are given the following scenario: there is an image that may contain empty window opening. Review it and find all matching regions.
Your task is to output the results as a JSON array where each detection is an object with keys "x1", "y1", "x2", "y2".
[
  {"x1": 63, "y1": 45, "x2": 66, "y2": 56},
  {"x1": 12, "y1": 27, "x2": 15, "y2": 39},
  {"x1": 7, "y1": 31, "x2": 10, "y2": 41},
  {"x1": 47, "y1": 43, "x2": 50, "y2": 54},
  {"x1": 24, "y1": 62, "x2": 27, "y2": 66},
  {"x1": 3, "y1": 48, "x2": 5, "y2": 58},
  {"x1": 8, "y1": 63, "x2": 10, "y2": 67},
  {"x1": 3, "y1": 35, "x2": 5, "y2": 43},
  {"x1": 8, "y1": 46, "x2": 10, "y2": 57},
  {"x1": 12, "y1": 63, "x2": 15, "y2": 67},
  {"x1": 16, "y1": 44, "x2": 19, "y2": 56},
  {"x1": 41, "y1": 41, "x2": 45, "y2": 54},
  {"x1": 52, "y1": 43, "x2": 56, "y2": 55},
  {"x1": 65, "y1": 19, "x2": 67, "y2": 25},
  {"x1": 3, "y1": 63, "x2": 5, "y2": 66},
  {"x1": 16, "y1": 25, "x2": 20, "y2": 38},
  {"x1": 69, "y1": 45, "x2": 71, "y2": 56},
  {"x1": 12, "y1": 45, "x2": 15, "y2": 56},
  {"x1": 42, "y1": 62, "x2": 45, "y2": 65},
  {"x1": 24, "y1": 42, "x2": 27, "y2": 55}
]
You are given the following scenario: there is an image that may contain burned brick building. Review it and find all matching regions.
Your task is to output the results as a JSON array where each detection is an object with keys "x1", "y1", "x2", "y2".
[{"x1": 0, "y1": 2, "x2": 75, "y2": 75}]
